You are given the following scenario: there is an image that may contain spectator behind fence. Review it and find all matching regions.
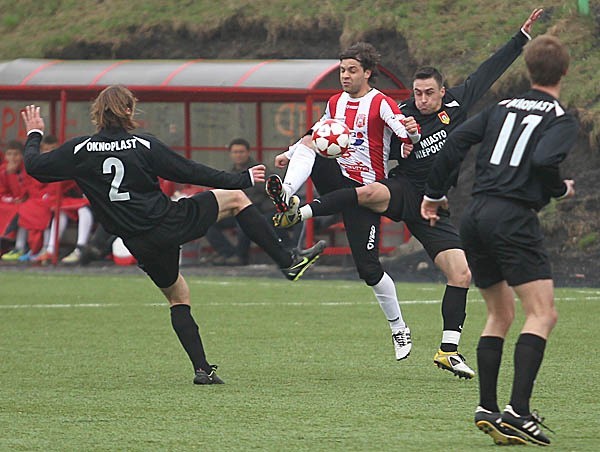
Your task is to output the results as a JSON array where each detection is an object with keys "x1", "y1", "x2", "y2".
[
  {"x1": 17, "y1": 135, "x2": 94, "y2": 264},
  {"x1": 204, "y1": 138, "x2": 300, "y2": 265},
  {"x1": 0, "y1": 140, "x2": 29, "y2": 259}
]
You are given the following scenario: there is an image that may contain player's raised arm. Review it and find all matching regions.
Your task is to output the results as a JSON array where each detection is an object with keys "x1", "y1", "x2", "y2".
[
  {"x1": 22, "y1": 105, "x2": 76, "y2": 182},
  {"x1": 521, "y1": 8, "x2": 544, "y2": 37},
  {"x1": 452, "y1": 8, "x2": 543, "y2": 110}
]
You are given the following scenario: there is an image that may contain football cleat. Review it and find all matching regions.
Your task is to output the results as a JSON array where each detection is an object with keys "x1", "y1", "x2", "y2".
[
  {"x1": 1, "y1": 249, "x2": 24, "y2": 261},
  {"x1": 273, "y1": 195, "x2": 302, "y2": 228},
  {"x1": 193, "y1": 365, "x2": 225, "y2": 385},
  {"x1": 474, "y1": 406, "x2": 527, "y2": 446},
  {"x1": 392, "y1": 327, "x2": 412, "y2": 360},
  {"x1": 501, "y1": 405, "x2": 552, "y2": 446},
  {"x1": 31, "y1": 251, "x2": 53, "y2": 265},
  {"x1": 281, "y1": 239, "x2": 326, "y2": 281},
  {"x1": 266, "y1": 174, "x2": 290, "y2": 213},
  {"x1": 61, "y1": 247, "x2": 82, "y2": 264},
  {"x1": 433, "y1": 349, "x2": 475, "y2": 379}
]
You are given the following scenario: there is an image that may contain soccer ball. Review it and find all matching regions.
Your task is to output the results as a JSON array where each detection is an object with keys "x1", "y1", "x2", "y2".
[{"x1": 311, "y1": 119, "x2": 351, "y2": 159}]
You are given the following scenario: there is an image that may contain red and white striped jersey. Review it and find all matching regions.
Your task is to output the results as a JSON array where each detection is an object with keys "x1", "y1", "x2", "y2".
[{"x1": 318, "y1": 89, "x2": 416, "y2": 185}]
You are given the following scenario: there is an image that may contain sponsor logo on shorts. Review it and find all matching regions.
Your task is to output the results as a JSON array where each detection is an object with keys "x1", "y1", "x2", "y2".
[{"x1": 367, "y1": 225, "x2": 376, "y2": 250}]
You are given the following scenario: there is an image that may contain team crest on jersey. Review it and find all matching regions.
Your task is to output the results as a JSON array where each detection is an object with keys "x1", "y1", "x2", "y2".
[
  {"x1": 438, "y1": 111, "x2": 450, "y2": 125},
  {"x1": 355, "y1": 113, "x2": 366, "y2": 128}
]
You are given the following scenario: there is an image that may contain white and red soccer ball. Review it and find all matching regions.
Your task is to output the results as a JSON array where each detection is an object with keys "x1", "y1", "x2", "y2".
[{"x1": 311, "y1": 119, "x2": 351, "y2": 159}]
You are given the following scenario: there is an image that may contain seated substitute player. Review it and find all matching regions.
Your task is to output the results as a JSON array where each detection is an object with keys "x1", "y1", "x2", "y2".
[
  {"x1": 267, "y1": 42, "x2": 421, "y2": 361},
  {"x1": 21, "y1": 85, "x2": 325, "y2": 385},
  {"x1": 421, "y1": 34, "x2": 576, "y2": 446},
  {"x1": 273, "y1": 8, "x2": 544, "y2": 379}
]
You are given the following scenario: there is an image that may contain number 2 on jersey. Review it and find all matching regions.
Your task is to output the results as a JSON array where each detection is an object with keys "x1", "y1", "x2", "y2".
[
  {"x1": 489, "y1": 113, "x2": 543, "y2": 167},
  {"x1": 103, "y1": 157, "x2": 131, "y2": 202}
]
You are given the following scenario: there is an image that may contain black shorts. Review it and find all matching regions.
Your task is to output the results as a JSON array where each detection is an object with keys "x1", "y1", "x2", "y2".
[
  {"x1": 460, "y1": 195, "x2": 551, "y2": 289},
  {"x1": 123, "y1": 191, "x2": 219, "y2": 288},
  {"x1": 311, "y1": 157, "x2": 385, "y2": 286},
  {"x1": 380, "y1": 176, "x2": 463, "y2": 260}
]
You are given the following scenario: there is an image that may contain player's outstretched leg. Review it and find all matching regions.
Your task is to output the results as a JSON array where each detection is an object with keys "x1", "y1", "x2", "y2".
[
  {"x1": 235, "y1": 203, "x2": 325, "y2": 281},
  {"x1": 474, "y1": 406, "x2": 527, "y2": 445}
]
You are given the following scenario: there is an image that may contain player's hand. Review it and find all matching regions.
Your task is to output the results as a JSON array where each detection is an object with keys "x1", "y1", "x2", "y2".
[
  {"x1": 274, "y1": 152, "x2": 290, "y2": 168},
  {"x1": 420, "y1": 198, "x2": 448, "y2": 227},
  {"x1": 401, "y1": 143, "x2": 414, "y2": 159},
  {"x1": 402, "y1": 116, "x2": 418, "y2": 134},
  {"x1": 21, "y1": 105, "x2": 45, "y2": 134},
  {"x1": 562, "y1": 179, "x2": 575, "y2": 198},
  {"x1": 249, "y1": 164, "x2": 266, "y2": 184},
  {"x1": 522, "y1": 8, "x2": 543, "y2": 35}
]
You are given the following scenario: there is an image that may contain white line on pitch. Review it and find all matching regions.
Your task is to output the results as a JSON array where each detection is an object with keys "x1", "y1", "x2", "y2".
[{"x1": 1, "y1": 296, "x2": 599, "y2": 309}]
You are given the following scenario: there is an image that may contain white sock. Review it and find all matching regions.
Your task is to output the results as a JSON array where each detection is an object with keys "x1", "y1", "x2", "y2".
[
  {"x1": 441, "y1": 330, "x2": 461, "y2": 346},
  {"x1": 42, "y1": 228, "x2": 50, "y2": 250},
  {"x1": 299, "y1": 205, "x2": 313, "y2": 220},
  {"x1": 47, "y1": 212, "x2": 68, "y2": 254},
  {"x1": 76, "y1": 207, "x2": 93, "y2": 246},
  {"x1": 15, "y1": 228, "x2": 27, "y2": 251},
  {"x1": 283, "y1": 143, "x2": 315, "y2": 194},
  {"x1": 372, "y1": 272, "x2": 406, "y2": 332}
]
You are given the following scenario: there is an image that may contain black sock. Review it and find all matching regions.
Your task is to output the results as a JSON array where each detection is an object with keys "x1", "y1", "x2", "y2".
[
  {"x1": 309, "y1": 188, "x2": 358, "y2": 217},
  {"x1": 510, "y1": 333, "x2": 546, "y2": 415},
  {"x1": 170, "y1": 304, "x2": 210, "y2": 373},
  {"x1": 440, "y1": 285, "x2": 468, "y2": 352},
  {"x1": 236, "y1": 204, "x2": 292, "y2": 268},
  {"x1": 477, "y1": 336, "x2": 504, "y2": 412}
]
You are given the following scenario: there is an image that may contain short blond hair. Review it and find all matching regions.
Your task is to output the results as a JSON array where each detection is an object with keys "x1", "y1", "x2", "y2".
[{"x1": 90, "y1": 85, "x2": 138, "y2": 131}]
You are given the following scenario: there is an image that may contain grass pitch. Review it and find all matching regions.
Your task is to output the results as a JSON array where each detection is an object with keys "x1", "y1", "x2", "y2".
[{"x1": 0, "y1": 272, "x2": 598, "y2": 451}]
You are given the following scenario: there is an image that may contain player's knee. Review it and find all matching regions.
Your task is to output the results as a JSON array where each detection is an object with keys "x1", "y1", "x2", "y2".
[
  {"x1": 450, "y1": 265, "x2": 471, "y2": 287},
  {"x1": 544, "y1": 306, "x2": 559, "y2": 330},
  {"x1": 441, "y1": 255, "x2": 471, "y2": 287},
  {"x1": 359, "y1": 267, "x2": 384, "y2": 286},
  {"x1": 358, "y1": 183, "x2": 386, "y2": 207},
  {"x1": 231, "y1": 190, "x2": 252, "y2": 212},
  {"x1": 488, "y1": 309, "x2": 514, "y2": 334}
]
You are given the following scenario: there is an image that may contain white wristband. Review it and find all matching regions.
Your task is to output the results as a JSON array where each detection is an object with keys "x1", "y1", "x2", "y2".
[
  {"x1": 423, "y1": 194, "x2": 448, "y2": 203},
  {"x1": 27, "y1": 129, "x2": 44, "y2": 136}
]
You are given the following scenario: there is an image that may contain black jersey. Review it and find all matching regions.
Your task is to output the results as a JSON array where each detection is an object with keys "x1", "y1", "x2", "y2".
[
  {"x1": 425, "y1": 89, "x2": 578, "y2": 211},
  {"x1": 24, "y1": 128, "x2": 252, "y2": 238},
  {"x1": 390, "y1": 30, "x2": 530, "y2": 190}
]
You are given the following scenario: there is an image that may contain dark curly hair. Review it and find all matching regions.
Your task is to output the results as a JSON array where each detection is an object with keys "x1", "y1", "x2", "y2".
[{"x1": 339, "y1": 42, "x2": 381, "y2": 83}]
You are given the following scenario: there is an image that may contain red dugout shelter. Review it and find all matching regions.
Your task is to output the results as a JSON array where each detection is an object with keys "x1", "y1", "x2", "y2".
[{"x1": 0, "y1": 58, "x2": 411, "y2": 257}]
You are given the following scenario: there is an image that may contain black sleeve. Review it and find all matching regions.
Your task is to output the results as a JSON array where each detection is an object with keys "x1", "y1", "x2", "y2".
[
  {"x1": 448, "y1": 30, "x2": 529, "y2": 111},
  {"x1": 424, "y1": 110, "x2": 489, "y2": 198},
  {"x1": 23, "y1": 132, "x2": 77, "y2": 182},
  {"x1": 145, "y1": 138, "x2": 253, "y2": 189},
  {"x1": 531, "y1": 115, "x2": 579, "y2": 198}
]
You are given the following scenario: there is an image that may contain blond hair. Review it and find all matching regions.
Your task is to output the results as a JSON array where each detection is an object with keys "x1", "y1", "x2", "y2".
[{"x1": 90, "y1": 85, "x2": 138, "y2": 131}]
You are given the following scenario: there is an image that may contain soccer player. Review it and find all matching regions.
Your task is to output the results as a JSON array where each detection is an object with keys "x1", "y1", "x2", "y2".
[
  {"x1": 20, "y1": 85, "x2": 325, "y2": 385},
  {"x1": 421, "y1": 34, "x2": 576, "y2": 446},
  {"x1": 274, "y1": 9, "x2": 544, "y2": 378},
  {"x1": 267, "y1": 42, "x2": 421, "y2": 361}
]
